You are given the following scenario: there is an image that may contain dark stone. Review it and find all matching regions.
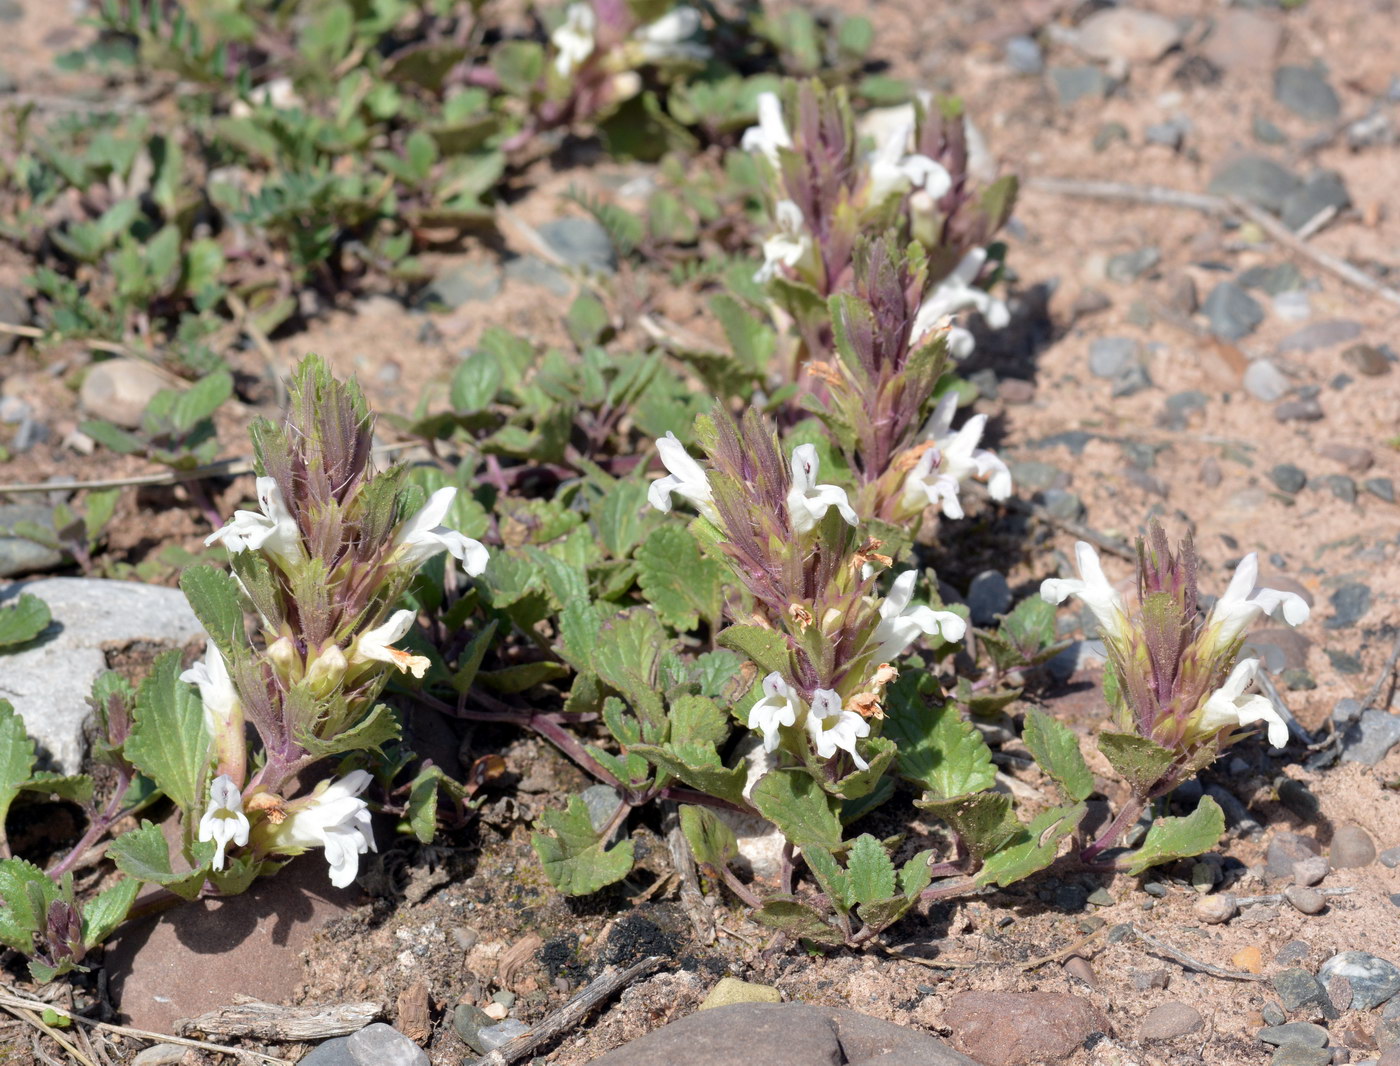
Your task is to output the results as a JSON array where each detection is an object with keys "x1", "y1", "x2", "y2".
[
  {"x1": 1342, "y1": 344, "x2": 1392, "y2": 376},
  {"x1": 300, "y1": 1037, "x2": 355, "y2": 1066},
  {"x1": 1272, "y1": 968, "x2": 1338, "y2": 1018},
  {"x1": 1274, "y1": 397, "x2": 1325, "y2": 422},
  {"x1": 1240, "y1": 262, "x2": 1305, "y2": 295},
  {"x1": 1322, "y1": 475, "x2": 1357, "y2": 504},
  {"x1": 585, "y1": 1003, "x2": 979, "y2": 1066},
  {"x1": 1204, "y1": 281, "x2": 1265, "y2": 340},
  {"x1": 1208, "y1": 156, "x2": 1302, "y2": 213},
  {"x1": 1365, "y1": 477, "x2": 1395, "y2": 503},
  {"x1": 1278, "y1": 781, "x2": 1321, "y2": 824},
  {"x1": 1007, "y1": 460, "x2": 1065, "y2": 492},
  {"x1": 1281, "y1": 171, "x2": 1351, "y2": 232},
  {"x1": 1271, "y1": 465, "x2": 1308, "y2": 493},
  {"x1": 1326, "y1": 583, "x2": 1371, "y2": 628},
  {"x1": 1145, "y1": 118, "x2": 1190, "y2": 149},
  {"x1": 1379, "y1": 845, "x2": 1400, "y2": 869},
  {"x1": 1259, "y1": 1022, "x2": 1328, "y2": 1048},
  {"x1": 967, "y1": 571, "x2": 1012, "y2": 626},
  {"x1": 1270, "y1": 1047, "x2": 1332, "y2": 1066},
  {"x1": 1160, "y1": 390, "x2": 1208, "y2": 429},
  {"x1": 1277, "y1": 320, "x2": 1362, "y2": 354},
  {"x1": 454, "y1": 1004, "x2": 498, "y2": 1054},
  {"x1": 1319, "y1": 952, "x2": 1400, "y2": 1011},
  {"x1": 1340, "y1": 710, "x2": 1400, "y2": 766},
  {"x1": 1262, "y1": 1003, "x2": 1288, "y2": 1027},
  {"x1": 1040, "y1": 489, "x2": 1085, "y2": 523},
  {"x1": 1276, "y1": 942, "x2": 1314, "y2": 968},
  {"x1": 1326, "y1": 649, "x2": 1364, "y2": 675},
  {"x1": 1275, "y1": 65, "x2": 1342, "y2": 122},
  {"x1": 1050, "y1": 66, "x2": 1111, "y2": 107}
]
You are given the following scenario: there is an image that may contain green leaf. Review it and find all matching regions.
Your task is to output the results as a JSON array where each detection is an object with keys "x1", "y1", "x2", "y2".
[
  {"x1": 803, "y1": 846, "x2": 850, "y2": 909},
  {"x1": 845, "y1": 834, "x2": 896, "y2": 906},
  {"x1": 753, "y1": 898, "x2": 844, "y2": 945},
  {"x1": 566, "y1": 293, "x2": 611, "y2": 348},
  {"x1": 301, "y1": 702, "x2": 401, "y2": 759},
  {"x1": 531, "y1": 795, "x2": 635, "y2": 896},
  {"x1": 592, "y1": 610, "x2": 667, "y2": 730},
  {"x1": 668, "y1": 695, "x2": 729, "y2": 747},
  {"x1": 124, "y1": 650, "x2": 209, "y2": 817},
  {"x1": 21, "y1": 772, "x2": 94, "y2": 806},
  {"x1": 406, "y1": 768, "x2": 441, "y2": 844},
  {"x1": 179, "y1": 566, "x2": 245, "y2": 656},
  {"x1": 0, "y1": 858, "x2": 58, "y2": 951},
  {"x1": 110, "y1": 822, "x2": 210, "y2": 901},
  {"x1": 750, "y1": 770, "x2": 842, "y2": 850},
  {"x1": 1124, "y1": 797, "x2": 1225, "y2": 876},
  {"x1": 1023, "y1": 708, "x2": 1094, "y2": 802},
  {"x1": 169, "y1": 372, "x2": 232, "y2": 432},
  {"x1": 635, "y1": 527, "x2": 724, "y2": 632},
  {"x1": 976, "y1": 804, "x2": 1086, "y2": 887},
  {"x1": 679, "y1": 804, "x2": 737, "y2": 871},
  {"x1": 716, "y1": 625, "x2": 791, "y2": 678},
  {"x1": 1098, "y1": 732, "x2": 1177, "y2": 795},
  {"x1": 0, "y1": 594, "x2": 51, "y2": 649},
  {"x1": 450, "y1": 620, "x2": 497, "y2": 695},
  {"x1": 450, "y1": 354, "x2": 503, "y2": 414},
  {"x1": 898, "y1": 849, "x2": 936, "y2": 898},
  {"x1": 709, "y1": 293, "x2": 774, "y2": 376},
  {"x1": 917, "y1": 791, "x2": 1020, "y2": 860},
  {"x1": 630, "y1": 743, "x2": 745, "y2": 806},
  {"x1": 824, "y1": 735, "x2": 898, "y2": 802},
  {"x1": 883, "y1": 674, "x2": 994, "y2": 798},
  {"x1": 80, "y1": 877, "x2": 139, "y2": 946},
  {"x1": 0, "y1": 702, "x2": 36, "y2": 834}
]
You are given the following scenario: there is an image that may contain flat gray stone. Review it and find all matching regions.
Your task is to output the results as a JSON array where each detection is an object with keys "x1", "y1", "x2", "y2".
[
  {"x1": 1050, "y1": 66, "x2": 1110, "y2": 107},
  {"x1": 1272, "y1": 968, "x2": 1337, "y2": 1018},
  {"x1": 586, "y1": 1003, "x2": 978, "y2": 1066},
  {"x1": 1259, "y1": 1022, "x2": 1327, "y2": 1048},
  {"x1": 1281, "y1": 171, "x2": 1351, "y2": 232},
  {"x1": 1204, "y1": 281, "x2": 1264, "y2": 340},
  {"x1": 1278, "y1": 319, "x2": 1362, "y2": 354},
  {"x1": 0, "y1": 577, "x2": 204, "y2": 772},
  {"x1": 1245, "y1": 360, "x2": 1292, "y2": 402},
  {"x1": 1089, "y1": 337, "x2": 1140, "y2": 379},
  {"x1": 1319, "y1": 952, "x2": 1400, "y2": 1011},
  {"x1": 1005, "y1": 35, "x2": 1043, "y2": 75},
  {"x1": 1140, "y1": 1001, "x2": 1203, "y2": 1041},
  {"x1": 538, "y1": 218, "x2": 617, "y2": 274},
  {"x1": 1075, "y1": 7, "x2": 1182, "y2": 64},
  {"x1": 1272, "y1": 1047, "x2": 1332, "y2": 1066},
  {"x1": 1275, "y1": 65, "x2": 1341, "y2": 122},
  {"x1": 416, "y1": 261, "x2": 502, "y2": 309},
  {"x1": 346, "y1": 1023, "x2": 428, "y2": 1066},
  {"x1": 477, "y1": 1019, "x2": 531, "y2": 1052},
  {"x1": 299, "y1": 1036, "x2": 354, "y2": 1066},
  {"x1": 1208, "y1": 156, "x2": 1302, "y2": 214},
  {"x1": 503, "y1": 254, "x2": 572, "y2": 296},
  {"x1": 0, "y1": 504, "x2": 65, "y2": 579}
]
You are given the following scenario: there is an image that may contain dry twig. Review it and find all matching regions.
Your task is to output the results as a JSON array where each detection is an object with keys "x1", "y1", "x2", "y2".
[
  {"x1": 1017, "y1": 924, "x2": 1107, "y2": 972},
  {"x1": 1129, "y1": 926, "x2": 1268, "y2": 983},
  {"x1": 176, "y1": 998, "x2": 382, "y2": 1042},
  {"x1": 469, "y1": 955, "x2": 668, "y2": 1066},
  {"x1": 664, "y1": 808, "x2": 716, "y2": 946}
]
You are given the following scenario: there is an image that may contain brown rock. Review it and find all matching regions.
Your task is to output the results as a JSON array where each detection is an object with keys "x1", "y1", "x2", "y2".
[
  {"x1": 1284, "y1": 885, "x2": 1326, "y2": 915},
  {"x1": 1331, "y1": 824, "x2": 1378, "y2": 868},
  {"x1": 1342, "y1": 343, "x2": 1391, "y2": 377},
  {"x1": 78, "y1": 358, "x2": 172, "y2": 429},
  {"x1": 1318, "y1": 443, "x2": 1375, "y2": 473},
  {"x1": 1063, "y1": 955, "x2": 1097, "y2": 987},
  {"x1": 105, "y1": 858, "x2": 363, "y2": 1031},
  {"x1": 999, "y1": 379, "x2": 1036, "y2": 405},
  {"x1": 943, "y1": 991, "x2": 1105, "y2": 1066},
  {"x1": 1202, "y1": 10, "x2": 1284, "y2": 74},
  {"x1": 1140, "y1": 1001, "x2": 1203, "y2": 1041}
]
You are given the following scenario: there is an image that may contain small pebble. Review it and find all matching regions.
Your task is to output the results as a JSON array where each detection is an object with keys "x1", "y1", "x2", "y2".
[
  {"x1": 1342, "y1": 344, "x2": 1391, "y2": 377},
  {"x1": 1272, "y1": 465, "x2": 1308, "y2": 494},
  {"x1": 1378, "y1": 846, "x2": 1400, "y2": 869},
  {"x1": 1260, "y1": 1022, "x2": 1329, "y2": 1048},
  {"x1": 1293, "y1": 856, "x2": 1330, "y2": 887},
  {"x1": 1331, "y1": 825, "x2": 1377, "y2": 869},
  {"x1": 346, "y1": 1023, "x2": 430, "y2": 1066},
  {"x1": 1264, "y1": 1003, "x2": 1288, "y2": 1026},
  {"x1": 1285, "y1": 885, "x2": 1326, "y2": 915},
  {"x1": 1064, "y1": 955, "x2": 1097, "y2": 987},
  {"x1": 1235, "y1": 946, "x2": 1265, "y2": 974},
  {"x1": 1275, "y1": 398, "x2": 1325, "y2": 423},
  {"x1": 1365, "y1": 478, "x2": 1395, "y2": 503},
  {"x1": 1141, "y1": 1001, "x2": 1204, "y2": 1042},
  {"x1": 483, "y1": 1002, "x2": 509, "y2": 1021},
  {"x1": 1195, "y1": 894, "x2": 1239, "y2": 924}
]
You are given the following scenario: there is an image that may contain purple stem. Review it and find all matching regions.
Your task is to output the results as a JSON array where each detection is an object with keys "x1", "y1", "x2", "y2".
[
  {"x1": 46, "y1": 775, "x2": 132, "y2": 880},
  {"x1": 1078, "y1": 795, "x2": 1146, "y2": 866}
]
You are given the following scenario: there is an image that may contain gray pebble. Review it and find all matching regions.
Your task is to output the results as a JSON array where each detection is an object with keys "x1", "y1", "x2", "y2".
[
  {"x1": 1365, "y1": 477, "x2": 1395, "y2": 503},
  {"x1": 582, "y1": 784, "x2": 627, "y2": 844},
  {"x1": 1330, "y1": 824, "x2": 1377, "y2": 869},
  {"x1": 1145, "y1": 118, "x2": 1191, "y2": 149},
  {"x1": 1272, "y1": 967, "x2": 1338, "y2": 1018},
  {"x1": 1379, "y1": 845, "x2": 1400, "y2": 869},
  {"x1": 1040, "y1": 488, "x2": 1085, "y2": 522},
  {"x1": 1284, "y1": 885, "x2": 1326, "y2": 915},
  {"x1": 1319, "y1": 951, "x2": 1400, "y2": 1011},
  {"x1": 1112, "y1": 362, "x2": 1154, "y2": 397},
  {"x1": 1254, "y1": 115, "x2": 1289, "y2": 145},
  {"x1": 1322, "y1": 475, "x2": 1357, "y2": 504},
  {"x1": 1245, "y1": 359, "x2": 1293, "y2": 402},
  {"x1": 477, "y1": 1019, "x2": 531, "y2": 1051},
  {"x1": 1107, "y1": 247, "x2": 1161, "y2": 281},
  {"x1": 1262, "y1": 1003, "x2": 1288, "y2": 1027},
  {"x1": 1260, "y1": 1022, "x2": 1328, "y2": 1048},
  {"x1": 1240, "y1": 262, "x2": 1305, "y2": 295},
  {"x1": 1278, "y1": 320, "x2": 1362, "y2": 354},
  {"x1": 1275, "y1": 65, "x2": 1342, "y2": 122},
  {"x1": 1326, "y1": 584, "x2": 1371, "y2": 629},
  {"x1": 1281, "y1": 171, "x2": 1351, "y2": 232},
  {"x1": 1089, "y1": 336, "x2": 1140, "y2": 379},
  {"x1": 1270, "y1": 1046, "x2": 1332, "y2": 1066},
  {"x1": 967, "y1": 570, "x2": 1012, "y2": 626},
  {"x1": 1341, "y1": 710, "x2": 1400, "y2": 766},
  {"x1": 1008, "y1": 460, "x2": 1065, "y2": 492},
  {"x1": 346, "y1": 1024, "x2": 429, "y2": 1066},
  {"x1": 1140, "y1": 1002, "x2": 1203, "y2": 1042},
  {"x1": 1342, "y1": 344, "x2": 1391, "y2": 376},
  {"x1": 538, "y1": 218, "x2": 617, "y2": 274},
  {"x1": 453, "y1": 1005, "x2": 497, "y2": 1054},
  {"x1": 1268, "y1": 833, "x2": 1323, "y2": 879},
  {"x1": 1205, "y1": 280, "x2": 1266, "y2": 340},
  {"x1": 1274, "y1": 397, "x2": 1324, "y2": 422},
  {"x1": 1050, "y1": 66, "x2": 1111, "y2": 107},
  {"x1": 1292, "y1": 856, "x2": 1329, "y2": 886},
  {"x1": 299, "y1": 1037, "x2": 355, "y2": 1066},
  {"x1": 1271, "y1": 465, "x2": 1308, "y2": 493},
  {"x1": 417, "y1": 261, "x2": 502, "y2": 309},
  {"x1": 503, "y1": 255, "x2": 572, "y2": 296},
  {"x1": 1005, "y1": 35, "x2": 1044, "y2": 75},
  {"x1": 1208, "y1": 155, "x2": 1302, "y2": 213}
]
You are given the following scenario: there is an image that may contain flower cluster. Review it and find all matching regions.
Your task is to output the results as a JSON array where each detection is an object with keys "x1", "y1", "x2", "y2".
[
  {"x1": 180, "y1": 357, "x2": 489, "y2": 887},
  {"x1": 648, "y1": 410, "x2": 964, "y2": 776},
  {"x1": 1042, "y1": 525, "x2": 1309, "y2": 771}
]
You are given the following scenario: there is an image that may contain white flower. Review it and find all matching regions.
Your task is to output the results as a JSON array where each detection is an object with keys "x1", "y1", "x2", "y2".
[
  {"x1": 910, "y1": 247, "x2": 1010, "y2": 356},
  {"x1": 755, "y1": 199, "x2": 814, "y2": 284},
  {"x1": 749, "y1": 672, "x2": 800, "y2": 752},
  {"x1": 350, "y1": 610, "x2": 431, "y2": 679},
  {"x1": 646, "y1": 431, "x2": 714, "y2": 517},
  {"x1": 806, "y1": 689, "x2": 870, "y2": 770},
  {"x1": 1040, "y1": 541, "x2": 1130, "y2": 643},
  {"x1": 1203, "y1": 553, "x2": 1310, "y2": 648},
  {"x1": 786, "y1": 444, "x2": 857, "y2": 534},
  {"x1": 634, "y1": 6, "x2": 710, "y2": 62},
  {"x1": 901, "y1": 394, "x2": 1012, "y2": 519},
  {"x1": 205, "y1": 476, "x2": 301, "y2": 565},
  {"x1": 870, "y1": 570, "x2": 966, "y2": 662},
  {"x1": 198, "y1": 774, "x2": 250, "y2": 871},
  {"x1": 551, "y1": 2, "x2": 596, "y2": 76},
  {"x1": 865, "y1": 118, "x2": 952, "y2": 206},
  {"x1": 740, "y1": 91, "x2": 792, "y2": 168},
  {"x1": 180, "y1": 643, "x2": 241, "y2": 740},
  {"x1": 269, "y1": 771, "x2": 377, "y2": 889},
  {"x1": 1194, "y1": 658, "x2": 1287, "y2": 749},
  {"x1": 393, "y1": 487, "x2": 489, "y2": 577}
]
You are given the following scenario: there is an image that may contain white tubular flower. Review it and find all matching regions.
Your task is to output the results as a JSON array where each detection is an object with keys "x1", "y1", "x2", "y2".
[
  {"x1": 205, "y1": 476, "x2": 301, "y2": 565},
  {"x1": 1203, "y1": 553, "x2": 1311, "y2": 648},
  {"x1": 910, "y1": 247, "x2": 1010, "y2": 355},
  {"x1": 806, "y1": 689, "x2": 870, "y2": 770},
  {"x1": 198, "y1": 774, "x2": 250, "y2": 871},
  {"x1": 634, "y1": 6, "x2": 710, "y2": 62},
  {"x1": 551, "y1": 2, "x2": 596, "y2": 76},
  {"x1": 1194, "y1": 658, "x2": 1287, "y2": 749},
  {"x1": 393, "y1": 487, "x2": 489, "y2": 577},
  {"x1": 871, "y1": 570, "x2": 967, "y2": 662},
  {"x1": 755, "y1": 199, "x2": 814, "y2": 284},
  {"x1": 865, "y1": 119, "x2": 952, "y2": 206},
  {"x1": 646, "y1": 431, "x2": 715, "y2": 517},
  {"x1": 350, "y1": 610, "x2": 431, "y2": 679},
  {"x1": 270, "y1": 771, "x2": 377, "y2": 889},
  {"x1": 904, "y1": 394, "x2": 1012, "y2": 519},
  {"x1": 740, "y1": 91, "x2": 792, "y2": 168},
  {"x1": 786, "y1": 444, "x2": 857, "y2": 534},
  {"x1": 1040, "y1": 541, "x2": 1130, "y2": 643},
  {"x1": 749, "y1": 672, "x2": 801, "y2": 753},
  {"x1": 180, "y1": 643, "x2": 241, "y2": 740},
  {"x1": 900, "y1": 448, "x2": 963, "y2": 519}
]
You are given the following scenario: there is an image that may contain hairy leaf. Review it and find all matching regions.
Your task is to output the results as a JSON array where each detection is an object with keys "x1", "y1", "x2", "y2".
[
  {"x1": 1098, "y1": 732, "x2": 1176, "y2": 795},
  {"x1": 679, "y1": 804, "x2": 737, "y2": 871},
  {"x1": 124, "y1": 651, "x2": 209, "y2": 817},
  {"x1": 750, "y1": 770, "x2": 842, "y2": 850},
  {"x1": 0, "y1": 594, "x2": 51, "y2": 649},
  {"x1": 846, "y1": 834, "x2": 896, "y2": 906},
  {"x1": 0, "y1": 702, "x2": 36, "y2": 836},
  {"x1": 753, "y1": 898, "x2": 844, "y2": 946},
  {"x1": 976, "y1": 804, "x2": 1086, "y2": 887},
  {"x1": 532, "y1": 795, "x2": 635, "y2": 896},
  {"x1": 1023, "y1": 708, "x2": 1094, "y2": 802},
  {"x1": 635, "y1": 527, "x2": 724, "y2": 632},
  {"x1": 884, "y1": 674, "x2": 994, "y2": 798},
  {"x1": 108, "y1": 822, "x2": 211, "y2": 901},
  {"x1": 1124, "y1": 797, "x2": 1225, "y2": 876}
]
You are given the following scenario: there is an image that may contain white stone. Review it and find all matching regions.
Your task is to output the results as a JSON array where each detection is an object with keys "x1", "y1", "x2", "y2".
[
  {"x1": 1075, "y1": 8, "x2": 1183, "y2": 64},
  {"x1": 1243, "y1": 359, "x2": 1292, "y2": 403},
  {"x1": 78, "y1": 359, "x2": 171, "y2": 429},
  {"x1": 0, "y1": 577, "x2": 204, "y2": 772}
]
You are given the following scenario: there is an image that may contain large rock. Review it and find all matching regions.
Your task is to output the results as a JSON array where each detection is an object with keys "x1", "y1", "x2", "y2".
[
  {"x1": 0, "y1": 503, "x2": 65, "y2": 579},
  {"x1": 79, "y1": 358, "x2": 170, "y2": 429},
  {"x1": 1075, "y1": 8, "x2": 1182, "y2": 64},
  {"x1": 105, "y1": 858, "x2": 364, "y2": 1032},
  {"x1": 0, "y1": 577, "x2": 204, "y2": 773},
  {"x1": 1202, "y1": 10, "x2": 1283, "y2": 74},
  {"x1": 586, "y1": 1003, "x2": 978, "y2": 1066},
  {"x1": 943, "y1": 991, "x2": 1105, "y2": 1066}
]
